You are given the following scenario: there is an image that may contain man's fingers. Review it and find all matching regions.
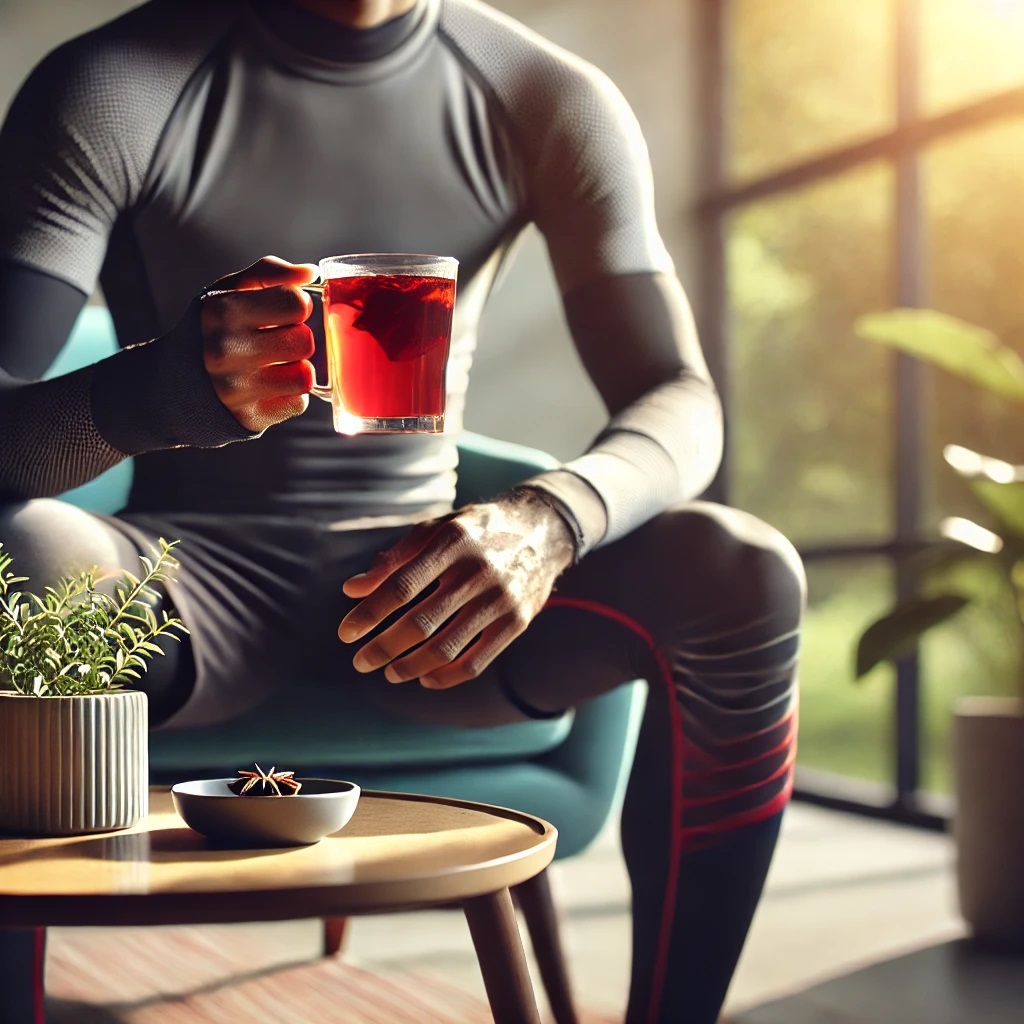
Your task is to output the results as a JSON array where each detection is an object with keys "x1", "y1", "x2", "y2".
[
  {"x1": 380, "y1": 596, "x2": 500, "y2": 682},
  {"x1": 203, "y1": 285, "x2": 313, "y2": 341},
  {"x1": 338, "y1": 555, "x2": 441, "y2": 642},
  {"x1": 348, "y1": 573, "x2": 480, "y2": 673},
  {"x1": 340, "y1": 519, "x2": 452, "y2": 601},
  {"x1": 211, "y1": 255, "x2": 319, "y2": 292},
  {"x1": 339, "y1": 525, "x2": 468, "y2": 640},
  {"x1": 214, "y1": 360, "x2": 315, "y2": 408},
  {"x1": 419, "y1": 619, "x2": 520, "y2": 690},
  {"x1": 205, "y1": 323, "x2": 315, "y2": 375},
  {"x1": 235, "y1": 394, "x2": 310, "y2": 434}
]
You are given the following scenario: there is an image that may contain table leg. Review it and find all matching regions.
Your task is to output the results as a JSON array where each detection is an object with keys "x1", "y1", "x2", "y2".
[
  {"x1": 463, "y1": 887, "x2": 542, "y2": 1024},
  {"x1": 515, "y1": 870, "x2": 578, "y2": 1024},
  {"x1": 323, "y1": 916, "x2": 349, "y2": 957}
]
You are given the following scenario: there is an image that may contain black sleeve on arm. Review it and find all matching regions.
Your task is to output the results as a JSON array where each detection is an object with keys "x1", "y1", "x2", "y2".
[
  {"x1": 518, "y1": 272, "x2": 724, "y2": 557},
  {"x1": 0, "y1": 262, "x2": 257, "y2": 504},
  {"x1": 0, "y1": 260, "x2": 130, "y2": 503},
  {"x1": 0, "y1": 259, "x2": 89, "y2": 379},
  {"x1": 0, "y1": 259, "x2": 128, "y2": 502}
]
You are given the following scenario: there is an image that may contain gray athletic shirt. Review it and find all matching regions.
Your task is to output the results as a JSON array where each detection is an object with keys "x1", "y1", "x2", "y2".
[{"x1": 0, "y1": 0, "x2": 722, "y2": 552}]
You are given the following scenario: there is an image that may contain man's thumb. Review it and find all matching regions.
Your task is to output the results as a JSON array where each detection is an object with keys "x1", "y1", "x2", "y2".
[{"x1": 211, "y1": 254, "x2": 319, "y2": 292}]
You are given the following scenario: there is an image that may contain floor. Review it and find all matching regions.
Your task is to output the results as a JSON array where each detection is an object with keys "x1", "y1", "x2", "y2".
[
  {"x1": 56, "y1": 802, "x2": 1018, "y2": 1022},
  {"x1": 337, "y1": 801, "x2": 1024, "y2": 1022}
]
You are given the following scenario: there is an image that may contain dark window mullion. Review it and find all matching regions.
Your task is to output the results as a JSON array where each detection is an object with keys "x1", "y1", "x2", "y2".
[
  {"x1": 699, "y1": 0, "x2": 730, "y2": 506},
  {"x1": 893, "y1": 0, "x2": 926, "y2": 804}
]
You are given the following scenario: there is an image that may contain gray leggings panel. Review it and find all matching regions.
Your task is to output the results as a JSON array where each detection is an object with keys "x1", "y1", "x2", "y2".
[{"x1": 0, "y1": 499, "x2": 188, "y2": 719}]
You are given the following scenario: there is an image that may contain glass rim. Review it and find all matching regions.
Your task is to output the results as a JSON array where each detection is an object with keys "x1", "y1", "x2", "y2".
[{"x1": 318, "y1": 252, "x2": 459, "y2": 279}]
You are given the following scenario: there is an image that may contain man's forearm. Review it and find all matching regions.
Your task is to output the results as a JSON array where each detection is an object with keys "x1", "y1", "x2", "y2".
[
  {"x1": 517, "y1": 372, "x2": 723, "y2": 559},
  {"x1": 0, "y1": 261, "x2": 128, "y2": 502},
  {"x1": 0, "y1": 261, "x2": 256, "y2": 503},
  {"x1": 0, "y1": 367, "x2": 125, "y2": 501}
]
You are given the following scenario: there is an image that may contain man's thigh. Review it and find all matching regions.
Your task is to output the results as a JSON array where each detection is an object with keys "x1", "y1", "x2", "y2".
[
  {"x1": 349, "y1": 500, "x2": 803, "y2": 725},
  {"x1": 328, "y1": 515, "x2": 678, "y2": 730},
  {"x1": 552, "y1": 499, "x2": 803, "y2": 641},
  {"x1": 310, "y1": 524, "x2": 534, "y2": 729},
  {"x1": 0, "y1": 498, "x2": 141, "y2": 585},
  {"x1": 112, "y1": 516, "x2": 412, "y2": 728}
]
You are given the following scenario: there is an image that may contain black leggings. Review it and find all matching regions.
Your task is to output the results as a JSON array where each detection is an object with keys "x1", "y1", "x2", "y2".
[{"x1": 0, "y1": 497, "x2": 804, "y2": 1024}]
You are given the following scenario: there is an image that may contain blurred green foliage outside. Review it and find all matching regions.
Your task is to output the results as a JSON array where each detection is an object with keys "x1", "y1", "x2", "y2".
[{"x1": 725, "y1": 0, "x2": 1024, "y2": 793}]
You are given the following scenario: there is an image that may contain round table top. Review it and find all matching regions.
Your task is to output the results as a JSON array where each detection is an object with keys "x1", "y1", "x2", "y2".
[{"x1": 0, "y1": 788, "x2": 557, "y2": 928}]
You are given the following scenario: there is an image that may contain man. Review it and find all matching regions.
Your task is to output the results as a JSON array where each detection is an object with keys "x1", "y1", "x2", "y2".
[{"x1": 0, "y1": 1, "x2": 805, "y2": 1021}]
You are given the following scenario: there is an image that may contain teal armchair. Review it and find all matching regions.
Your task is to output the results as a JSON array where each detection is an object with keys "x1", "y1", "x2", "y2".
[{"x1": 53, "y1": 306, "x2": 645, "y2": 1021}]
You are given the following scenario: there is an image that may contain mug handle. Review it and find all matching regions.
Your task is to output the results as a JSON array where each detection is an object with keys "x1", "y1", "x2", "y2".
[{"x1": 300, "y1": 282, "x2": 332, "y2": 403}]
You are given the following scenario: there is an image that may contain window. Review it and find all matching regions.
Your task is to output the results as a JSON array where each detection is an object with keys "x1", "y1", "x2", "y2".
[{"x1": 705, "y1": 0, "x2": 1024, "y2": 821}]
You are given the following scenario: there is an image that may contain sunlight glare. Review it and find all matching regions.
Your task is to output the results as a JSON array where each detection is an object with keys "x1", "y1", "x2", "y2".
[
  {"x1": 940, "y1": 517, "x2": 1004, "y2": 554},
  {"x1": 987, "y1": 0, "x2": 1024, "y2": 19},
  {"x1": 924, "y1": 0, "x2": 1024, "y2": 112},
  {"x1": 334, "y1": 411, "x2": 364, "y2": 436},
  {"x1": 943, "y1": 444, "x2": 1021, "y2": 483}
]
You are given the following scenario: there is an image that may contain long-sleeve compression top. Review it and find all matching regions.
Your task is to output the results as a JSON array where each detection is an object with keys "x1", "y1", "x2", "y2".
[{"x1": 0, "y1": 0, "x2": 722, "y2": 555}]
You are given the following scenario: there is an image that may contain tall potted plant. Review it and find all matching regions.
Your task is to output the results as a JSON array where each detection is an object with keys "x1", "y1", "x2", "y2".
[
  {"x1": 0, "y1": 538, "x2": 187, "y2": 836},
  {"x1": 855, "y1": 308, "x2": 1024, "y2": 947}
]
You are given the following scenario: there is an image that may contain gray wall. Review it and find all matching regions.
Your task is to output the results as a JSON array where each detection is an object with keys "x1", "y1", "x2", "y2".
[{"x1": 0, "y1": 0, "x2": 705, "y2": 459}]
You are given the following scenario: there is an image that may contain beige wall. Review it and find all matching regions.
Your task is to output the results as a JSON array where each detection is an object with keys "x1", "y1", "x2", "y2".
[{"x1": 0, "y1": 0, "x2": 706, "y2": 458}]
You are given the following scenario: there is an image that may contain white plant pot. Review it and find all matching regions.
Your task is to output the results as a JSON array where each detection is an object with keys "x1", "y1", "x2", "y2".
[
  {"x1": 953, "y1": 696, "x2": 1024, "y2": 948},
  {"x1": 0, "y1": 690, "x2": 148, "y2": 835}
]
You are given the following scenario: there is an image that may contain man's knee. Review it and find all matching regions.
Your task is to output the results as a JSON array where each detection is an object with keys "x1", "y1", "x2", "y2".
[
  {"x1": 0, "y1": 499, "x2": 137, "y2": 587},
  {"x1": 653, "y1": 501, "x2": 806, "y2": 629}
]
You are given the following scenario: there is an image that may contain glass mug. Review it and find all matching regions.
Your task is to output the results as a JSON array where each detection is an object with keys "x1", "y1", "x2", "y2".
[{"x1": 303, "y1": 253, "x2": 459, "y2": 434}]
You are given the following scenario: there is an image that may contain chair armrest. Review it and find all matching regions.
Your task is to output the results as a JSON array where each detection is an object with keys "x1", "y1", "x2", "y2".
[
  {"x1": 535, "y1": 680, "x2": 646, "y2": 857},
  {"x1": 455, "y1": 431, "x2": 559, "y2": 506}
]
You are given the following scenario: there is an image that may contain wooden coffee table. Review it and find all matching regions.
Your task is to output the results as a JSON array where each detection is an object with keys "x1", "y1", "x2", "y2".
[{"x1": 0, "y1": 786, "x2": 558, "y2": 1023}]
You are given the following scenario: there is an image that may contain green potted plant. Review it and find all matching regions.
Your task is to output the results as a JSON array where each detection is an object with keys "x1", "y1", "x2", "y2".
[
  {"x1": 855, "y1": 308, "x2": 1024, "y2": 947},
  {"x1": 0, "y1": 538, "x2": 187, "y2": 836}
]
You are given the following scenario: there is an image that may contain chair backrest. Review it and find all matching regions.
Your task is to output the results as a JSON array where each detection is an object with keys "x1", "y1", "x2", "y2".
[{"x1": 47, "y1": 306, "x2": 132, "y2": 514}]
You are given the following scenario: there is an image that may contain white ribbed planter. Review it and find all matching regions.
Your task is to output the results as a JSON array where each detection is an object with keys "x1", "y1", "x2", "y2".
[
  {"x1": 953, "y1": 696, "x2": 1024, "y2": 948},
  {"x1": 0, "y1": 690, "x2": 148, "y2": 836}
]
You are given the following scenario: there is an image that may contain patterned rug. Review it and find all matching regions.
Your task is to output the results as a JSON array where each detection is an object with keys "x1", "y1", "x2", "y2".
[{"x1": 45, "y1": 924, "x2": 616, "y2": 1023}]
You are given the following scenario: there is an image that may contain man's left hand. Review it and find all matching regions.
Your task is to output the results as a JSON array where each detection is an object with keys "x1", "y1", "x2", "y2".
[{"x1": 338, "y1": 491, "x2": 575, "y2": 689}]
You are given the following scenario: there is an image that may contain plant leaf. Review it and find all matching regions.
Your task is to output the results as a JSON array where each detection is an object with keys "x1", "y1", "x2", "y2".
[
  {"x1": 856, "y1": 309, "x2": 1024, "y2": 404},
  {"x1": 855, "y1": 594, "x2": 972, "y2": 678},
  {"x1": 0, "y1": 537, "x2": 187, "y2": 695},
  {"x1": 968, "y1": 479, "x2": 1024, "y2": 539}
]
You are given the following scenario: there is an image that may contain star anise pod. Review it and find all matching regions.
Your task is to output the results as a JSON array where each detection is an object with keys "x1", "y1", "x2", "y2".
[{"x1": 231, "y1": 763, "x2": 302, "y2": 797}]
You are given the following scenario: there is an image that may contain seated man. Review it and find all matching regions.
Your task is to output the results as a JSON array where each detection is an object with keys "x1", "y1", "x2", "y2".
[{"x1": 0, "y1": 0, "x2": 805, "y2": 1021}]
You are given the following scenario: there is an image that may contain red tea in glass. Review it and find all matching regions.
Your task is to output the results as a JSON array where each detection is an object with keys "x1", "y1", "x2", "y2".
[{"x1": 307, "y1": 254, "x2": 458, "y2": 434}]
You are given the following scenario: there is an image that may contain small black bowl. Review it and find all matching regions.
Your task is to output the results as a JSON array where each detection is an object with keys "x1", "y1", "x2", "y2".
[{"x1": 171, "y1": 778, "x2": 360, "y2": 846}]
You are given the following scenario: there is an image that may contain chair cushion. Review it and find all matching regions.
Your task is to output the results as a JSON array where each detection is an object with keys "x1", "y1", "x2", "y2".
[{"x1": 150, "y1": 683, "x2": 574, "y2": 774}]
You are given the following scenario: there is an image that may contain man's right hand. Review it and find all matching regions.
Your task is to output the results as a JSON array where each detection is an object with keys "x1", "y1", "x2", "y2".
[{"x1": 200, "y1": 255, "x2": 319, "y2": 434}]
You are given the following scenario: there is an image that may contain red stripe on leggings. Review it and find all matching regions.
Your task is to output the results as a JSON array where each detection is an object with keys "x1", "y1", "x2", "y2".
[
  {"x1": 545, "y1": 595, "x2": 684, "y2": 1024},
  {"x1": 682, "y1": 771, "x2": 794, "y2": 842},
  {"x1": 34, "y1": 926, "x2": 45, "y2": 1024},
  {"x1": 708, "y1": 708, "x2": 796, "y2": 748},
  {"x1": 701, "y1": 708, "x2": 796, "y2": 749},
  {"x1": 680, "y1": 749, "x2": 796, "y2": 813},
  {"x1": 682, "y1": 715, "x2": 797, "y2": 780}
]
